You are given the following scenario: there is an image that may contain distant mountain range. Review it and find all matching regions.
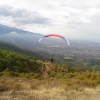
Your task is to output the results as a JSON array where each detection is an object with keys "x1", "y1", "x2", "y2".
[
  {"x1": 0, "y1": 24, "x2": 39, "y2": 35},
  {"x1": 0, "y1": 24, "x2": 43, "y2": 50}
]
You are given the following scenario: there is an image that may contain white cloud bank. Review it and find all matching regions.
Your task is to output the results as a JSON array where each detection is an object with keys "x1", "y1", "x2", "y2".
[{"x1": 0, "y1": 0, "x2": 100, "y2": 42}]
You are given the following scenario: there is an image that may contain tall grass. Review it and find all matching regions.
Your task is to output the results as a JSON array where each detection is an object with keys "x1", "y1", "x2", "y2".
[{"x1": 0, "y1": 77, "x2": 100, "y2": 100}]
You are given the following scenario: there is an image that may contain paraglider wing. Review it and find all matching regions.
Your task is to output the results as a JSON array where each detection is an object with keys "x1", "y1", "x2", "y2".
[
  {"x1": 62, "y1": 37, "x2": 70, "y2": 46},
  {"x1": 44, "y1": 34, "x2": 63, "y2": 38},
  {"x1": 39, "y1": 34, "x2": 70, "y2": 46},
  {"x1": 39, "y1": 38, "x2": 43, "y2": 42}
]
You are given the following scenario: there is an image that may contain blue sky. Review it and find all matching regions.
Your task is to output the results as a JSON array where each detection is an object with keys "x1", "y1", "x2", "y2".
[{"x1": 0, "y1": 0, "x2": 100, "y2": 42}]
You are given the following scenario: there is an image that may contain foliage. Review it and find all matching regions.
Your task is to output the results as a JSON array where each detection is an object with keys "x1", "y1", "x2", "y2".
[{"x1": 0, "y1": 48, "x2": 42, "y2": 73}]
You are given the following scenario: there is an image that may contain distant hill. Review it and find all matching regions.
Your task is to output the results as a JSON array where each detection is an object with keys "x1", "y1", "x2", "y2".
[
  {"x1": 0, "y1": 24, "x2": 38, "y2": 35},
  {"x1": 0, "y1": 41, "x2": 49, "y2": 60},
  {"x1": 0, "y1": 24, "x2": 43, "y2": 50},
  {"x1": 0, "y1": 41, "x2": 67, "y2": 64}
]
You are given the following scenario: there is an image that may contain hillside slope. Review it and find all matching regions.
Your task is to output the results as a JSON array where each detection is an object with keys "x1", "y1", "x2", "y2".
[
  {"x1": 0, "y1": 41, "x2": 50, "y2": 60},
  {"x1": 0, "y1": 48, "x2": 100, "y2": 83}
]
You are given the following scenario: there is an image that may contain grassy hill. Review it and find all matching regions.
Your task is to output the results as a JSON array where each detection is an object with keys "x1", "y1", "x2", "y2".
[
  {"x1": 0, "y1": 48, "x2": 100, "y2": 100},
  {"x1": 0, "y1": 47, "x2": 100, "y2": 84}
]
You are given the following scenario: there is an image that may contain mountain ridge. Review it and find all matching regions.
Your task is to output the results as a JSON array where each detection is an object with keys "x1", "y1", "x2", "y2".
[{"x1": 0, "y1": 24, "x2": 41, "y2": 35}]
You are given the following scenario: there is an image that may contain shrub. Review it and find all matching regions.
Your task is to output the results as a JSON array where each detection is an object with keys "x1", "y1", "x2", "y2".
[{"x1": 64, "y1": 73, "x2": 75, "y2": 78}]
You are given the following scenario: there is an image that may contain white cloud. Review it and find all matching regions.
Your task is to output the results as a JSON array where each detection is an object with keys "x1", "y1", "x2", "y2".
[{"x1": 0, "y1": 0, "x2": 100, "y2": 42}]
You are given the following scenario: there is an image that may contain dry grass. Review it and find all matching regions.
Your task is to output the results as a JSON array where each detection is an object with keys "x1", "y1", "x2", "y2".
[{"x1": 0, "y1": 77, "x2": 100, "y2": 100}]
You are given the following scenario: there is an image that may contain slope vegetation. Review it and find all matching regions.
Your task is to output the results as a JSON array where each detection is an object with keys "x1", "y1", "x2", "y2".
[{"x1": 0, "y1": 48, "x2": 100, "y2": 86}]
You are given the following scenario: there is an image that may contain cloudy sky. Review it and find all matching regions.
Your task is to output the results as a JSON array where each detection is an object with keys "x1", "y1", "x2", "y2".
[{"x1": 0, "y1": 0, "x2": 100, "y2": 42}]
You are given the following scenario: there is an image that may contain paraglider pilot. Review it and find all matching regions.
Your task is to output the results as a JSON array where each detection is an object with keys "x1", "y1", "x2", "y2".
[{"x1": 51, "y1": 58, "x2": 53, "y2": 63}]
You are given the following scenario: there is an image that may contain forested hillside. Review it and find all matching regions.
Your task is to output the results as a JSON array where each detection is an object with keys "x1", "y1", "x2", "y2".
[
  {"x1": 0, "y1": 41, "x2": 46, "y2": 60},
  {"x1": 0, "y1": 48, "x2": 100, "y2": 86},
  {"x1": 0, "y1": 48, "x2": 43, "y2": 73}
]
